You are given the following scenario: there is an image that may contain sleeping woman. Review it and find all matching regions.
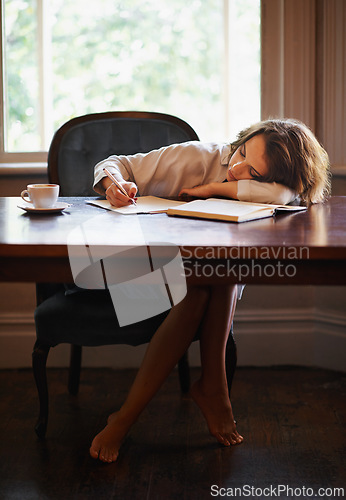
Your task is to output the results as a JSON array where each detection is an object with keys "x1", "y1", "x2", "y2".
[{"x1": 89, "y1": 118, "x2": 330, "y2": 463}]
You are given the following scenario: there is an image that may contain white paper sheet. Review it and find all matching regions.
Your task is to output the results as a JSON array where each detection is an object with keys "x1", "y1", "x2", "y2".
[{"x1": 87, "y1": 196, "x2": 185, "y2": 214}]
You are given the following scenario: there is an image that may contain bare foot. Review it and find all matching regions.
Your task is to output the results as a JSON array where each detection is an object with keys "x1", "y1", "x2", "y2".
[
  {"x1": 190, "y1": 379, "x2": 243, "y2": 446},
  {"x1": 89, "y1": 412, "x2": 130, "y2": 463}
]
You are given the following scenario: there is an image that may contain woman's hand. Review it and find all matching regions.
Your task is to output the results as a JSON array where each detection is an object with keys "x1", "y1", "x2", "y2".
[
  {"x1": 105, "y1": 180, "x2": 138, "y2": 207},
  {"x1": 179, "y1": 184, "x2": 213, "y2": 199}
]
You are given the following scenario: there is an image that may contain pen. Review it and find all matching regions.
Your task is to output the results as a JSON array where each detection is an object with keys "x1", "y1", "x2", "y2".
[{"x1": 103, "y1": 168, "x2": 137, "y2": 205}]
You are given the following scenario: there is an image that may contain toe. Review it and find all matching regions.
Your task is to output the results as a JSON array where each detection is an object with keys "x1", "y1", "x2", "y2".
[
  {"x1": 234, "y1": 431, "x2": 244, "y2": 443},
  {"x1": 229, "y1": 434, "x2": 237, "y2": 445},
  {"x1": 89, "y1": 446, "x2": 99, "y2": 459},
  {"x1": 99, "y1": 446, "x2": 108, "y2": 462},
  {"x1": 215, "y1": 432, "x2": 230, "y2": 446},
  {"x1": 107, "y1": 449, "x2": 116, "y2": 463},
  {"x1": 232, "y1": 432, "x2": 243, "y2": 445},
  {"x1": 100, "y1": 447, "x2": 117, "y2": 463}
]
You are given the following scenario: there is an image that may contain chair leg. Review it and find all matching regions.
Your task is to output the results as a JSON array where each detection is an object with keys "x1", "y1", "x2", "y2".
[
  {"x1": 178, "y1": 351, "x2": 190, "y2": 393},
  {"x1": 68, "y1": 345, "x2": 82, "y2": 395},
  {"x1": 225, "y1": 324, "x2": 237, "y2": 397},
  {"x1": 32, "y1": 340, "x2": 50, "y2": 439}
]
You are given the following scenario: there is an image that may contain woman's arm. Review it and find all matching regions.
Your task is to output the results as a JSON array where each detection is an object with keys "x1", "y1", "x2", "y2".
[
  {"x1": 180, "y1": 180, "x2": 297, "y2": 205},
  {"x1": 179, "y1": 182, "x2": 238, "y2": 200},
  {"x1": 94, "y1": 142, "x2": 228, "y2": 200}
]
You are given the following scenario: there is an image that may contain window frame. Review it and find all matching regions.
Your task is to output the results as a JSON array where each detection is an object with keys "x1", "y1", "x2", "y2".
[
  {"x1": 4, "y1": 1, "x2": 343, "y2": 175},
  {"x1": 0, "y1": 0, "x2": 48, "y2": 165}
]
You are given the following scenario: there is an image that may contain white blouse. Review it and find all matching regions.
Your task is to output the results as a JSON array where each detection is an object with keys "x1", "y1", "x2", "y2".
[{"x1": 93, "y1": 141, "x2": 297, "y2": 205}]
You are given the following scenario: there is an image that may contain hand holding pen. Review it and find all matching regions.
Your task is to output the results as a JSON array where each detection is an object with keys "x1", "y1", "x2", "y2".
[{"x1": 103, "y1": 168, "x2": 137, "y2": 206}]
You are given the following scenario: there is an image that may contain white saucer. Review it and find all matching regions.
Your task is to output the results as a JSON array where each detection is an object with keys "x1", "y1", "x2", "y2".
[{"x1": 17, "y1": 201, "x2": 71, "y2": 214}]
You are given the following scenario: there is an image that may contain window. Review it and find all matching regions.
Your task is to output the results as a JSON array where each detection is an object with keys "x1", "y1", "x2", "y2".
[{"x1": 1, "y1": 0, "x2": 261, "y2": 161}]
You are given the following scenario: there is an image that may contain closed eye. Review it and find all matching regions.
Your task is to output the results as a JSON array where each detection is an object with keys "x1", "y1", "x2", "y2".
[
  {"x1": 240, "y1": 142, "x2": 264, "y2": 180},
  {"x1": 249, "y1": 166, "x2": 263, "y2": 180}
]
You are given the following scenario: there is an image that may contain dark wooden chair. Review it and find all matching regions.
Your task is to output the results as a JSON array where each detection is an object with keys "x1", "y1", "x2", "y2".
[{"x1": 32, "y1": 111, "x2": 237, "y2": 438}]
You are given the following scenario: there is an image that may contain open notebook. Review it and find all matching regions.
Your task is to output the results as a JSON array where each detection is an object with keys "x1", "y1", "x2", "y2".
[
  {"x1": 166, "y1": 198, "x2": 307, "y2": 223},
  {"x1": 87, "y1": 196, "x2": 306, "y2": 222}
]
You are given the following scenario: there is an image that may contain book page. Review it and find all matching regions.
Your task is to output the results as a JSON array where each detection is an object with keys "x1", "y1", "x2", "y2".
[
  {"x1": 171, "y1": 199, "x2": 273, "y2": 217},
  {"x1": 87, "y1": 196, "x2": 185, "y2": 214},
  {"x1": 204, "y1": 198, "x2": 306, "y2": 211}
]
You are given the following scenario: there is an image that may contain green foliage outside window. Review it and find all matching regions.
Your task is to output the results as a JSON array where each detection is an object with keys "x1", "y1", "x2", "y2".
[{"x1": 3, "y1": 0, "x2": 260, "y2": 152}]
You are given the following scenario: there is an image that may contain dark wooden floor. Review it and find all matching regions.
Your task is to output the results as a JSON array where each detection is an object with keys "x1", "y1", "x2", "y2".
[{"x1": 0, "y1": 366, "x2": 345, "y2": 500}]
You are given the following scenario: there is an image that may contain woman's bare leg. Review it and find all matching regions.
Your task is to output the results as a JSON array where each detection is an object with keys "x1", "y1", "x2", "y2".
[
  {"x1": 90, "y1": 286, "x2": 209, "y2": 463},
  {"x1": 190, "y1": 284, "x2": 243, "y2": 446}
]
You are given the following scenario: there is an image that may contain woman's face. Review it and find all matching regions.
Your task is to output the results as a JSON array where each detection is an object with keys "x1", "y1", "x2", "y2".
[{"x1": 227, "y1": 134, "x2": 269, "y2": 182}]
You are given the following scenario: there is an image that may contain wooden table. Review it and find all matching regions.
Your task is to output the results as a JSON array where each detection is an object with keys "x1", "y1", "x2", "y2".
[{"x1": 0, "y1": 196, "x2": 346, "y2": 285}]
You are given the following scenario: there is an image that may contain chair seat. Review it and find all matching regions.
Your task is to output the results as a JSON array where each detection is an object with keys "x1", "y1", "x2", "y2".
[{"x1": 35, "y1": 288, "x2": 170, "y2": 347}]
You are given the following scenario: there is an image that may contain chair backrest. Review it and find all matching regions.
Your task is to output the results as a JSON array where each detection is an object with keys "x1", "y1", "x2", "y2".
[{"x1": 48, "y1": 111, "x2": 199, "y2": 196}]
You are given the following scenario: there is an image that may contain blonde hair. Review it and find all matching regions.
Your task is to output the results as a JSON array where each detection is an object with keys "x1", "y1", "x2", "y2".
[{"x1": 230, "y1": 119, "x2": 331, "y2": 204}]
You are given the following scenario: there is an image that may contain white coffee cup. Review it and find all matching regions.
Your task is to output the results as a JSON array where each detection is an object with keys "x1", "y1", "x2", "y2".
[{"x1": 21, "y1": 184, "x2": 60, "y2": 209}]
